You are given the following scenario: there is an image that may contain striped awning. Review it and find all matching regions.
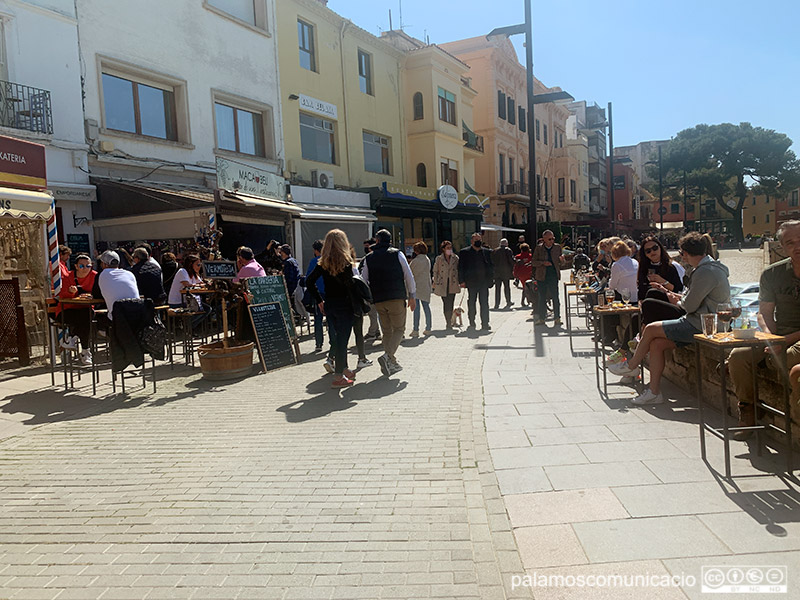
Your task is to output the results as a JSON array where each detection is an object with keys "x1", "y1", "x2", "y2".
[{"x1": 0, "y1": 186, "x2": 53, "y2": 220}]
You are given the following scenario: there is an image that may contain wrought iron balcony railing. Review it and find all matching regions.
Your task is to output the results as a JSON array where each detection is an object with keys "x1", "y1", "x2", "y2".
[
  {"x1": 462, "y1": 123, "x2": 484, "y2": 153},
  {"x1": 499, "y1": 181, "x2": 529, "y2": 196},
  {"x1": 0, "y1": 80, "x2": 53, "y2": 135}
]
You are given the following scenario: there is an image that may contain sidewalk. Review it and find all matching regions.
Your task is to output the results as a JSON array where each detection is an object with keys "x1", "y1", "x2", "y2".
[{"x1": 486, "y1": 302, "x2": 800, "y2": 599}]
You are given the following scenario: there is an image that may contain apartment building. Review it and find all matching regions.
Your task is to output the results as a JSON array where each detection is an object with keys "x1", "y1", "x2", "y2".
[
  {"x1": 567, "y1": 101, "x2": 607, "y2": 219},
  {"x1": 743, "y1": 193, "x2": 777, "y2": 237}
]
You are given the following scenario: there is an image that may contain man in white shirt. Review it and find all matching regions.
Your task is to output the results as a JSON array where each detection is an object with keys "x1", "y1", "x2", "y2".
[{"x1": 95, "y1": 250, "x2": 140, "y2": 320}]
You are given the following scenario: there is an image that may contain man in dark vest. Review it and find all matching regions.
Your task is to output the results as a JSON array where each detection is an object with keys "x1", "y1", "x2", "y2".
[
  {"x1": 458, "y1": 232, "x2": 495, "y2": 330},
  {"x1": 362, "y1": 229, "x2": 416, "y2": 376}
]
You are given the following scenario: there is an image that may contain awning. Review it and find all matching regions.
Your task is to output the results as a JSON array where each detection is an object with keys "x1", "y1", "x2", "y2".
[
  {"x1": 481, "y1": 223, "x2": 526, "y2": 233},
  {"x1": 225, "y1": 191, "x2": 305, "y2": 214},
  {"x1": 0, "y1": 187, "x2": 53, "y2": 220},
  {"x1": 297, "y1": 203, "x2": 377, "y2": 222},
  {"x1": 660, "y1": 221, "x2": 685, "y2": 230}
]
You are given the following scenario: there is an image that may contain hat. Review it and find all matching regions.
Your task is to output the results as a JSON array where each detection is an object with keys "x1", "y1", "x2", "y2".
[
  {"x1": 499, "y1": 238, "x2": 508, "y2": 247},
  {"x1": 99, "y1": 250, "x2": 120, "y2": 265}
]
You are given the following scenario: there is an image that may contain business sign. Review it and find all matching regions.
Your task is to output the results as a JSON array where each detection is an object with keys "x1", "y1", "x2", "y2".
[
  {"x1": 298, "y1": 94, "x2": 337, "y2": 119},
  {"x1": 0, "y1": 135, "x2": 46, "y2": 190},
  {"x1": 50, "y1": 184, "x2": 96, "y2": 203},
  {"x1": 216, "y1": 156, "x2": 286, "y2": 202},
  {"x1": 613, "y1": 175, "x2": 626, "y2": 190},
  {"x1": 438, "y1": 185, "x2": 459, "y2": 210}
]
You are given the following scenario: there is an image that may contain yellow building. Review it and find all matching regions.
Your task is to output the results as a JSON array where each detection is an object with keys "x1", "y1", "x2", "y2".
[{"x1": 743, "y1": 193, "x2": 777, "y2": 237}]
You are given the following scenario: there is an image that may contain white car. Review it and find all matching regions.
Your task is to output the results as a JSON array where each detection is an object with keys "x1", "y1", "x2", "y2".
[{"x1": 730, "y1": 282, "x2": 759, "y2": 298}]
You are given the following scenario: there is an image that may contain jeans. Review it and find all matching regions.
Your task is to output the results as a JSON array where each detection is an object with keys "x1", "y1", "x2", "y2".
[
  {"x1": 467, "y1": 286, "x2": 490, "y2": 327},
  {"x1": 375, "y1": 299, "x2": 407, "y2": 362},
  {"x1": 62, "y1": 308, "x2": 91, "y2": 347},
  {"x1": 441, "y1": 294, "x2": 456, "y2": 327},
  {"x1": 353, "y1": 314, "x2": 367, "y2": 360},
  {"x1": 536, "y1": 274, "x2": 560, "y2": 321},
  {"x1": 494, "y1": 278, "x2": 511, "y2": 307},
  {"x1": 413, "y1": 299, "x2": 432, "y2": 331},
  {"x1": 325, "y1": 305, "x2": 354, "y2": 375},
  {"x1": 313, "y1": 304, "x2": 324, "y2": 348}
]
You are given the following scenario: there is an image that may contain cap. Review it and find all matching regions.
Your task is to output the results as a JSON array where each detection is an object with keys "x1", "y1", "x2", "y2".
[
  {"x1": 99, "y1": 250, "x2": 120, "y2": 265},
  {"x1": 499, "y1": 238, "x2": 508, "y2": 247}
]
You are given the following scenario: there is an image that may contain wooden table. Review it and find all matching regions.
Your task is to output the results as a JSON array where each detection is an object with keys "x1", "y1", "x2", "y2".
[
  {"x1": 592, "y1": 304, "x2": 641, "y2": 397},
  {"x1": 693, "y1": 331, "x2": 793, "y2": 478}
]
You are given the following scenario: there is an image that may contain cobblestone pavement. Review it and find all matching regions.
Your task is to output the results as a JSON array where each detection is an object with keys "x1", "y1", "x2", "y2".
[
  {"x1": 0, "y1": 306, "x2": 533, "y2": 599},
  {"x1": 716, "y1": 248, "x2": 766, "y2": 284}
]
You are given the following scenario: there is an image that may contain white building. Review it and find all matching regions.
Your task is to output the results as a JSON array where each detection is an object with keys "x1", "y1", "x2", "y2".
[
  {"x1": 0, "y1": 0, "x2": 93, "y2": 252},
  {"x1": 77, "y1": 0, "x2": 288, "y2": 259}
]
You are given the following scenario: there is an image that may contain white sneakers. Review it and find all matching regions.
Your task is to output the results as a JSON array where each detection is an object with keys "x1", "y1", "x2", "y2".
[
  {"x1": 356, "y1": 358, "x2": 373, "y2": 369},
  {"x1": 60, "y1": 335, "x2": 79, "y2": 350},
  {"x1": 632, "y1": 388, "x2": 664, "y2": 405},
  {"x1": 323, "y1": 357, "x2": 334, "y2": 374},
  {"x1": 79, "y1": 349, "x2": 93, "y2": 365},
  {"x1": 608, "y1": 360, "x2": 639, "y2": 377}
]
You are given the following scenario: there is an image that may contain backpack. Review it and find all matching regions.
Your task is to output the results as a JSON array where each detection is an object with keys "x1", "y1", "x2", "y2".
[{"x1": 349, "y1": 273, "x2": 373, "y2": 317}]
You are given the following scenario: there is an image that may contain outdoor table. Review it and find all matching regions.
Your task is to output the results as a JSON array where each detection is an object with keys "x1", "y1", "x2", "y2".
[
  {"x1": 55, "y1": 296, "x2": 105, "y2": 392},
  {"x1": 592, "y1": 304, "x2": 641, "y2": 397},
  {"x1": 565, "y1": 286, "x2": 597, "y2": 354},
  {"x1": 693, "y1": 331, "x2": 793, "y2": 478}
]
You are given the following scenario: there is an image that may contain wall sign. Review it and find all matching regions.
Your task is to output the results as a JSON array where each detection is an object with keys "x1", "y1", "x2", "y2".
[
  {"x1": 298, "y1": 94, "x2": 338, "y2": 119},
  {"x1": 438, "y1": 185, "x2": 459, "y2": 210},
  {"x1": 0, "y1": 135, "x2": 46, "y2": 190},
  {"x1": 202, "y1": 260, "x2": 237, "y2": 280},
  {"x1": 51, "y1": 184, "x2": 96, "y2": 203},
  {"x1": 216, "y1": 156, "x2": 286, "y2": 202}
]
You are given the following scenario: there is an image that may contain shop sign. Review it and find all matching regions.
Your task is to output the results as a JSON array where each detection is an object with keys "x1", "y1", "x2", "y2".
[
  {"x1": 0, "y1": 135, "x2": 46, "y2": 190},
  {"x1": 216, "y1": 156, "x2": 286, "y2": 202},
  {"x1": 299, "y1": 94, "x2": 338, "y2": 119},
  {"x1": 50, "y1": 184, "x2": 96, "y2": 203},
  {"x1": 438, "y1": 185, "x2": 459, "y2": 210}
]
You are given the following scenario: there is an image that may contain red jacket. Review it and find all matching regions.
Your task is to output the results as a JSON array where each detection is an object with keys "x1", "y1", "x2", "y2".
[
  {"x1": 60, "y1": 269, "x2": 98, "y2": 310},
  {"x1": 513, "y1": 252, "x2": 533, "y2": 283}
]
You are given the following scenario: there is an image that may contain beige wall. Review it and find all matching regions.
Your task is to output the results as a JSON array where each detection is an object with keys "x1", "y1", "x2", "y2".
[{"x1": 743, "y1": 194, "x2": 777, "y2": 236}]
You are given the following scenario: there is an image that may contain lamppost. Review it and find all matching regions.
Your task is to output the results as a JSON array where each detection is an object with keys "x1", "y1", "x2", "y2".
[
  {"x1": 487, "y1": 6, "x2": 573, "y2": 243},
  {"x1": 645, "y1": 147, "x2": 665, "y2": 234}
]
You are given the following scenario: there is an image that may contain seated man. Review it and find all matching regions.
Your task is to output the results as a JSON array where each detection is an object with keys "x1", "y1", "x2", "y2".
[
  {"x1": 730, "y1": 220, "x2": 800, "y2": 439},
  {"x1": 233, "y1": 246, "x2": 265, "y2": 283},
  {"x1": 131, "y1": 247, "x2": 166, "y2": 305},
  {"x1": 608, "y1": 232, "x2": 730, "y2": 405},
  {"x1": 93, "y1": 250, "x2": 140, "y2": 320}
]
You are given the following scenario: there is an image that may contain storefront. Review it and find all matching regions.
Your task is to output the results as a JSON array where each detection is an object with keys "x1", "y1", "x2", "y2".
[{"x1": 366, "y1": 182, "x2": 487, "y2": 255}]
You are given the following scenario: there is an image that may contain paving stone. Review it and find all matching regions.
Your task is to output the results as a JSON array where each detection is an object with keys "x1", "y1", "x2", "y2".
[
  {"x1": 504, "y1": 488, "x2": 629, "y2": 528},
  {"x1": 544, "y1": 461, "x2": 660, "y2": 490},
  {"x1": 494, "y1": 467, "x2": 553, "y2": 495},
  {"x1": 490, "y1": 445, "x2": 589, "y2": 469},
  {"x1": 611, "y1": 481, "x2": 744, "y2": 518},
  {"x1": 514, "y1": 524, "x2": 589, "y2": 569},
  {"x1": 578, "y1": 439, "x2": 686, "y2": 463}
]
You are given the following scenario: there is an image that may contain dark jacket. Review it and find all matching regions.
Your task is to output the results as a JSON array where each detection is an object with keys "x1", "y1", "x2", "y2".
[
  {"x1": 162, "y1": 259, "x2": 178, "y2": 293},
  {"x1": 283, "y1": 257, "x2": 301, "y2": 296},
  {"x1": 110, "y1": 298, "x2": 165, "y2": 371},
  {"x1": 637, "y1": 262, "x2": 683, "y2": 303},
  {"x1": 532, "y1": 243, "x2": 563, "y2": 282},
  {"x1": 306, "y1": 264, "x2": 353, "y2": 311},
  {"x1": 365, "y1": 243, "x2": 407, "y2": 303},
  {"x1": 491, "y1": 247, "x2": 515, "y2": 280},
  {"x1": 132, "y1": 260, "x2": 166, "y2": 305},
  {"x1": 458, "y1": 245, "x2": 494, "y2": 288}
]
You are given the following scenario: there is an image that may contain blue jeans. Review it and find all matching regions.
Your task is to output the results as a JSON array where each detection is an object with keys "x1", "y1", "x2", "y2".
[
  {"x1": 413, "y1": 300, "x2": 432, "y2": 331},
  {"x1": 325, "y1": 305, "x2": 353, "y2": 375},
  {"x1": 314, "y1": 304, "x2": 324, "y2": 348}
]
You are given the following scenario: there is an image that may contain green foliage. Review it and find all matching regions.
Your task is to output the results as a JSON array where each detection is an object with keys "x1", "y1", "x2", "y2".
[{"x1": 537, "y1": 221, "x2": 562, "y2": 239}]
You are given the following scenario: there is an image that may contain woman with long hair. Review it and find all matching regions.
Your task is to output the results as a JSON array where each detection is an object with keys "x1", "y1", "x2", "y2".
[
  {"x1": 432, "y1": 240, "x2": 460, "y2": 330},
  {"x1": 306, "y1": 229, "x2": 358, "y2": 388},
  {"x1": 637, "y1": 236, "x2": 685, "y2": 326}
]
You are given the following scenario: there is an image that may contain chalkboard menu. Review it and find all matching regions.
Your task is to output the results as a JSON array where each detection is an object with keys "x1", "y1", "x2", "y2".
[
  {"x1": 248, "y1": 302, "x2": 296, "y2": 372},
  {"x1": 246, "y1": 275, "x2": 296, "y2": 338},
  {"x1": 203, "y1": 260, "x2": 237, "y2": 279},
  {"x1": 66, "y1": 234, "x2": 90, "y2": 268}
]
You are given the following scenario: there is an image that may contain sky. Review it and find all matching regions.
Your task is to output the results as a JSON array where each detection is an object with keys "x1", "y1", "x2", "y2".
[{"x1": 329, "y1": 0, "x2": 800, "y2": 153}]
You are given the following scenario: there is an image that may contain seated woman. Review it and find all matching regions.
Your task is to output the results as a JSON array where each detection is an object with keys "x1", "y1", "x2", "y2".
[
  {"x1": 60, "y1": 253, "x2": 98, "y2": 365},
  {"x1": 637, "y1": 235, "x2": 685, "y2": 327},
  {"x1": 609, "y1": 232, "x2": 730, "y2": 405},
  {"x1": 604, "y1": 241, "x2": 638, "y2": 351},
  {"x1": 168, "y1": 253, "x2": 212, "y2": 327}
]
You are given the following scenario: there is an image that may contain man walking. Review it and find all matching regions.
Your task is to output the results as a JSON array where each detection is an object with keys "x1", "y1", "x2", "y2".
[
  {"x1": 362, "y1": 230, "x2": 416, "y2": 376},
  {"x1": 458, "y1": 232, "x2": 494, "y2": 331},
  {"x1": 532, "y1": 229, "x2": 564, "y2": 326},
  {"x1": 492, "y1": 238, "x2": 515, "y2": 310}
]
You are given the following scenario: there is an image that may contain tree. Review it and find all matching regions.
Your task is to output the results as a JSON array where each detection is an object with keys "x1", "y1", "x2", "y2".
[{"x1": 654, "y1": 123, "x2": 800, "y2": 241}]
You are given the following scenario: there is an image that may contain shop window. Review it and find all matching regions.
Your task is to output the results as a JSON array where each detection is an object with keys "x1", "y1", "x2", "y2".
[
  {"x1": 518, "y1": 106, "x2": 526, "y2": 132},
  {"x1": 101, "y1": 72, "x2": 179, "y2": 141},
  {"x1": 214, "y1": 101, "x2": 267, "y2": 157},
  {"x1": 300, "y1": 112, "x2": 335, "y2": 164},
  {"x1": 402, "y1": 217, "x2": 435, "y2": 256},
  {"x1": 298, "y1": 19, "x2": 316, "y2": 72},
  {"x1": 413, "y1": 92, "x2": 423, "y2": 120},
  {"x1": 416, "y1": 162, "x2": 427, "y2": 187},
  {"x1": 438, "y1": 87, "x2": 456, "y2": 125},
  {"x1": 358, "y1": 50, "x2": 373, "y2": 95},
  {"x1": 363, "y1": 131, "x2": 391, "y2": 174},
  {"x1": 507, "y1": 97, "x2": 516, "y2": 125},
  {"x1": 497, "y1": 90, "x2": 506, "y2": 120}
]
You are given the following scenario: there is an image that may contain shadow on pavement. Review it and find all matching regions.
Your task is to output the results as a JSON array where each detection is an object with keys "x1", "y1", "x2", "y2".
[{"x1": 0, "y1": 388, "x2": 147, "y2": 426}]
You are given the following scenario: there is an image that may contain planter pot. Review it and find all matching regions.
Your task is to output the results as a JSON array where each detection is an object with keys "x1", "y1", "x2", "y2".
[{"x1": 198, "y1": 340, "x2": 254, "y2": 380}]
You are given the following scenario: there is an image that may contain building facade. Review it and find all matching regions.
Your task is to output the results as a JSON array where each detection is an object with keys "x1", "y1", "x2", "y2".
[
  {"x1": 775, "y1": 188, "x2": 800, "y2": 231},
  {"x1": 567, "y1": 101, "x2": 607, "y2": 219},
  {"x1": 742, "y1": 193, "x2": 777, "y2": 237}
]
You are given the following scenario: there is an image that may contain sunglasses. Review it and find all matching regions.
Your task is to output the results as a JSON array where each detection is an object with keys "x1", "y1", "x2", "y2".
[
  {"x1": 644, "y1": 245, "x2": 660, "y2": 254},
  {"x1": 75, "y1": 264, "x2": 91, "y2": 269}
]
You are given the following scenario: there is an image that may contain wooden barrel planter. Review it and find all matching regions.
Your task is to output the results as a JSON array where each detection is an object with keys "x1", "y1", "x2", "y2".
[{"x1": 197, "y1": 340, "x2": 254, "y2": 380}]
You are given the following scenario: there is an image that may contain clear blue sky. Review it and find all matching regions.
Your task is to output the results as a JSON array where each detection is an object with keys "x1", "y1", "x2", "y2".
[{"x1": 329, "y1": 0, "x2": 800, "y2": 153}]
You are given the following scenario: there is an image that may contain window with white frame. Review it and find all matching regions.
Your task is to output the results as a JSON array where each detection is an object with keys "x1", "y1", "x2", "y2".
[
  {"x1": 438, "y1": 87, "x2": 456, "y2": 125},
  {"x1": 205, "y1": 0, "x2": 267, "y2": 29},
  {"x1": 101, "y1": 72, "x2": 178, "y2": 141},
  {"x1": 0, "y1": 19, "x2": 7, "y2": 82},
  {"x1": 298, "y1": 19, "x2": 316, "y2": 72},
  {"x1": 363, "y1": 131, "x2": 390, "y2": 174},
  {"x1": 358, "y1": 50, "x2": 373, "y2": 95},
  {"x1": 214, "y1": 95, "x2": 271, "y2": 157},
  {"x1": 300, "y1": 113, "x2": 335, "y2": 164}
]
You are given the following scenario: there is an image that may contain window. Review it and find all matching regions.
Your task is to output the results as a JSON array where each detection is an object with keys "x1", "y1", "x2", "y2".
[
  {"x1": 358, "y1": 50, "x2": 373, "y2": 95},
  {"x1": 416, "y1": 162, "x2": 427, "y2": 187},
  {"x1": 752, "y1": 198, "x2": 756, "y2": 206},
  {"x1": 508, "y1": 157, "x2": 514, "y2": 184},
  {"x1": 438, "y1": 87, "x2": 456, "y2": 125},
  {"x1": 766, "y1": 214, "x2": 770, "y2": 223},
  {"x1": 300, "y1": 113, "x2": 335, "y2": 164},
  {"x1": 520, "y1": 167, "x2": 525, "y2": 187},
  {"x1": 499, "y1": 153, "x2": 504, "y2": 185},
  {"x1": 570, "y1": 179, "x2": 576, "y2": 203},
  {"x1": 792, "y1": 190, "x2": 799, "y2": 207},
  {"x1": 518, "y1": 106, "x2": 526, "y2": 132},
  {"x1": 298, "y1": 19, "x2": 316, "y2": 71},
  {"x1": 558, "y1": 178, "x2": 565, "y2": 202},
  {"x1": 440, "y1": 159, "x2": 458, "y2": 190},
  {"x1": 535, "y1": 119, "x2": 540, "y2": 141},
  {"x1": 101, "y1": 73, "x2": 177, "y2": 140},
  {"x1": 363, "y1": 131, "x2": 390, "y2": 174},
  {"x1": 544, "y1": 177, "x2": 549, "y2": 202},
  {"x1": 752, "y1": 215, "x2": 757, "y2": 224},
  {"x1": 536, "y1": 174, "x2": 541, "y2": 200},
  {"x1": 206, "y1": 0, "x2": 262, "y2": 27},
  {"x1": 497, "y1": 90, "x2": 506, "y2": 120},
  {"x1": 671, "y1": 203, "x2": 680, "y2": 214},
  {"x1": 507, "y1": 97, "x2": 516, "y2": 125},
  {"x1": 215, "y1": 102, "x2": 265, "y2": 156},
  {"x1": 543, "y1": 124, "x2": 548, "y2": 145},
  {"x1": 413, "y1": 92, "x2": 423, "y2": 120}
]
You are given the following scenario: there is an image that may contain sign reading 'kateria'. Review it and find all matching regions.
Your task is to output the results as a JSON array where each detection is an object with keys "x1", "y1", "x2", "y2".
[{"x1": 0, "y1": 135, "x2": 46, "y2": 190}]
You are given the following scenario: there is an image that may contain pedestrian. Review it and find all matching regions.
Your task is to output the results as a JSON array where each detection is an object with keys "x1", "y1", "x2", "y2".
[
  {"x1": 360, "y1": 239, "x2": 381, "y2": 342},
  {"x1": 513, "y1": 243, "x2": 533, "y2": 307},
  {"x1": 305, "y1": 240, "x2": 326, "y2": 352},
  {"x1": 348, "y1": 245, "x2": 373, "y2": 370},
  {"x1": 361, "y1": 229, "x2": 416, "y2": 376},
  {"x1": 532, "y1": 230, "x2": 564, "y2": 326},
  {"x1": 492, "y1": 238, "x2": 515, "y2": 310},
  {"x1": 409, "y1": 241, "x2": 432, "y2": 337},
  {"x1": 458, "y1": 232, "x2": 494, "y2": 331},
  {"x1": 279, "y1": 244, "x2": 301, "y2": 297},
  {"x1": 257, "y1": 239, "x2": 283, "y2": 274},
  {"x1": 514, "y1": 234, "x2": 526, "y2": 256},
  {"x1": 432, "y1": 240, "x2": 460, "y2": 330},
  {"x1": 305, "y1": 229, "x2": 359, "y2": 388}
]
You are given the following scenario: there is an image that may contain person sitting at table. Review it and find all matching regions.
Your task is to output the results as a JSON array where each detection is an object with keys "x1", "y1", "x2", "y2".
[
  {"x1": 608, "y1": 240, "x2": 639, "y2": 303},
  {"x1": 233, "y1": 246, "x2": 265, "y2": 283},
  {"x1": 167, "y1": 254, "x2": 211, "y2": 328},
  {"x1": 729, "y1": 220, "x2": 800, "y2": 439},
  {"x1": 608, "y1": 232, "x2": 730, "y2": 405},
  {"x1": 93, "y1": 250, "x2": 140, "y2": 321},
  {"x1": 131, "y1": 247, "x2": 166, "y2": 305},
  {"x1": 60, "y1": 253, "x2": 98, "y2": 365},
  {"x1": 637, "y1": 236, "x2": 685, "y2": 327},
  {"x1": 161, "y1": 252, "x2": 178, "y2": 292},
  {"x1": 58, "y1": 244, "x2": 72, "y2": 284}
]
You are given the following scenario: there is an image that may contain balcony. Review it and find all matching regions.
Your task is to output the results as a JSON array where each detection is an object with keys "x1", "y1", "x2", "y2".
[
  {"x1": 462, "y1": 121, "x2": 484, "y2": 153},
  {"x1": 499, "y1": 181, "x2": 529, "y2": 196},
  {"x1": 0, "y1": 81, "x2": 53, "y2": 135}
]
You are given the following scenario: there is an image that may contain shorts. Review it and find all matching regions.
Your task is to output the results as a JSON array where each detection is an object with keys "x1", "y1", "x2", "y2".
[{"x1": 661, "y1": 316, "x2": 701, "y2": 347}]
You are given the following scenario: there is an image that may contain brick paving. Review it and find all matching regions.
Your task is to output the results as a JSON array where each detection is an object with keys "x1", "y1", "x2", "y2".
[{"x1": 0, "y1": 307, "x2": 532, "y2": 599}]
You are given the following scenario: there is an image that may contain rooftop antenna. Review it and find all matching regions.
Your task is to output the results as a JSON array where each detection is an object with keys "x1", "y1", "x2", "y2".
[
  {"x1": 399, "y1": 0, "x2": 403, "y2": 31},
  {"x1": 389, "y1": 9, "x2": 392, "y2": 31}
]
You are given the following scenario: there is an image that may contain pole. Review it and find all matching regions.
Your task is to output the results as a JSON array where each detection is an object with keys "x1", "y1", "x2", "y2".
[
  {"x1": 524, "y1": 0, "x2": 536, "y2": 241},
  {"x1": 658, "y1": 145, "x2": 664, "y2": 234},
  {"x1": 607, "y1": 102, "x2": 615, "y2": 235},
  {"x1": 683, "y1": 170, "x2": 687, "y2": 223}
]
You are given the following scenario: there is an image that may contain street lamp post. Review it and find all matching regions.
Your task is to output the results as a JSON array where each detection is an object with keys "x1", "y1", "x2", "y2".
[
  {"x1": 607, "y1": 102, "x2": 615, "y2": 235},
  {"x1": 658, "y1": 145, "x2": 664, "y2": 234}
]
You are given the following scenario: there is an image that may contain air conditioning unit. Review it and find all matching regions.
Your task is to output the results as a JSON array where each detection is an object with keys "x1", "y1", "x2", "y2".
[{"x1": 311, "y1": 169, "x2": 335, "y2": 189}]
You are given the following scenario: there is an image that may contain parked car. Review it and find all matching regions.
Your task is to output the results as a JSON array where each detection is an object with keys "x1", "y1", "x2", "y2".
[{"x1": 730, "y1": 282, "x2": 759, "y2": 298}]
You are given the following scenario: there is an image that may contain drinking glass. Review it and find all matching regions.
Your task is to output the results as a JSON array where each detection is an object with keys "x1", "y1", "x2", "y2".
[
  {"x1": 621, "y1": 288, "x2": 631, "y2": 305},
  {"x1": 730, "y1": 299, "x2": 742, "y2": 329},
  {"x1": 716, "y1": 301, "x2": 733, "y2": 338},
  {"x1": 605, "y1": 288, "x2": 615, "y2": 305},
  {"x1": 702, "y1": 313, "x2": 717, "y2": 337}
]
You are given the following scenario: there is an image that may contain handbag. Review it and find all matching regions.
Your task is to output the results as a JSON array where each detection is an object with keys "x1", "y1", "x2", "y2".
[
  {"x1": 139, "y1": 312, "x2": 166, "y2": 361},
  {"x1": 184, "y1": 293, "x2": 201, "y2": 313}
]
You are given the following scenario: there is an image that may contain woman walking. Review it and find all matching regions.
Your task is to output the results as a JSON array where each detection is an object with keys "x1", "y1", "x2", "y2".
[
  {"x1": 306, "y1": 229, "x2": 358, "y2": 388},
  {"x1": 513, "y1": 243, "x2": 533, "y2": 307},
  {"x1": 410, "y1": 241, "x2": 433, "y2": 337},
  {"x1": 432, "y1": 240, "x2": 460, "y2": 330}
]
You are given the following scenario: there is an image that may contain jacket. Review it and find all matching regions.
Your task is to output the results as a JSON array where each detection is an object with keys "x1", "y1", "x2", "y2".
[
  {"x1": 491, "y1": 246, "x2": 515, "y2": 280},
  {"x1": 364, "y1": 243, "x2": 408, "y2": 303},
  {"x1": 110, "y1": 298, "x2": 165, "y2": 371},
  {"x1": 458, "y1": 245, "x2": 494, "y2": 289},
  {"x1": 608, "y1": 256, "x2": 640, "y2": 302},
  {"x1": 432, "y1": 253, "x2": 460, "y2": 297},
  {"x1": 282, "y1": 257, "x2": 301, "y2": 296},
  {"x1": 131, "y1": 260, "x2": 166, "y2": 305},
  {"x1": 60, "y1": 269, "x2": 98, "y2": 310},
  {"x1": 409, "y1": 255, "x2": 432, "y2": 303},
  {"x1": 513, "y1": 252, "x2": 533, "y2": 283},
  {"x1": 679, "y1": 256, "x2": 730, "y2": 330},
  {"x1": 532, "y1": 243, "x2": 563, "y2": 282},
  {"x1": 637, "y1": 262, "x2": 683, "y2": 302}
]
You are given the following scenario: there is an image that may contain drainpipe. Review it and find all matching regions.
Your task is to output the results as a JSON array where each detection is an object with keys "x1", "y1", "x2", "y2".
[{"x1": 339, "y1": 21, "x2": 353, "y2": 186}]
